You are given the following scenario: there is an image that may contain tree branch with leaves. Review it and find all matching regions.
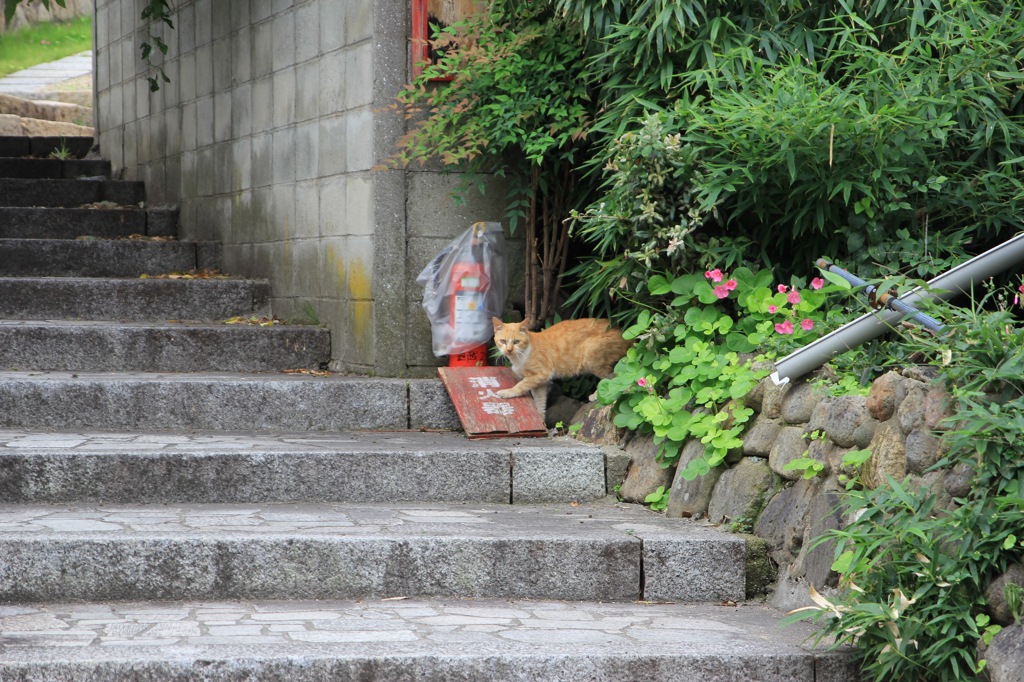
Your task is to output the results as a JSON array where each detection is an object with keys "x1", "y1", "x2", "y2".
[{"x1": 377, "y1": 0, "x2": 598, "y2": 329}]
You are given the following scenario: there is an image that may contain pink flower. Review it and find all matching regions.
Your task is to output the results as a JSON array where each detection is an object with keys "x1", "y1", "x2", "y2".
[
  {"x1": 724, "y1": 279, "x2": 737, "y2": 291},
  {"x1": 801, "y1": 318, "x2": 814, "y2": 331},
  {"x1": 714, "y1": 285, "x2": 729, "y2": 299},
  {"x1": 774, "y1": 320, "x2": 794, "y2": 335},
  {"x1": 787, "y1": 291, "x2": 801, "y2": 305},
  {"x1": 705, "y1": 269, "x2": 724, "y2": 283},
  {"x1": 777, "y1": 284, "x2": 788, "y2": 294},
  {"x1": 637, "y1": 378, "x2": 647, "y2": 388},
  {"x1": 811, "y1": 278, "x2": 825, "y2": 290},
  {"x1": 768, "y1": 304, "x2": 778, "y2": 314}
]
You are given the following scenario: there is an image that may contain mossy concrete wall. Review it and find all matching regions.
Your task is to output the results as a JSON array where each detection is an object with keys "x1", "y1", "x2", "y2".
[{"x1": 93, "y1": 0, "x2": 522, "y2": 376}]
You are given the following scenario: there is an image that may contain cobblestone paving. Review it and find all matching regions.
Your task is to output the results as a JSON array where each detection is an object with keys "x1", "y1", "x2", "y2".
[
  {"x1": 0, "y1": 500, "x2": 699, "y2": 537},
  {"x1": 0, "y1": 599, "x2": 820, "y2": 653}
]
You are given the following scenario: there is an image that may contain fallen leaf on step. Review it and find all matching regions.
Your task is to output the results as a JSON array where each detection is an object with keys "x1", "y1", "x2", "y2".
[{"x1": 146, "y1": 269, "x2": 232, "y2": 280}]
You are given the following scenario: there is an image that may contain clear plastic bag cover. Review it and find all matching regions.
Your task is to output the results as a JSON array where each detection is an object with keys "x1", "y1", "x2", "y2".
[{"x1": 416, "y1": 222, "x2": 508, "y2": 357}]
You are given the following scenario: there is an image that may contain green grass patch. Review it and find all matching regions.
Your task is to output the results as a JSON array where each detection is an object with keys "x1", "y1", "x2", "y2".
[{"x1": 0, "y1": 15, "x2": 92, "y2": 79}]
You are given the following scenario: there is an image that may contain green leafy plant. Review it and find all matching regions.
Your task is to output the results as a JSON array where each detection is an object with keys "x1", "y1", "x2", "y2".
[
  {"x1": 139, "y1": 0, "x2": 174, "y2": 92},
  {"x1": 50, "y1": 137, "x2": 71, "y2": 161},
  {"x1": 1006, "y1": 583, "x2": 1023, "y2": 626},
  {"x1": 728, "y1": 515, "x2": 754, "y2": 534},
  {"x1": 812, "y1": 372, "x2": 871, "y2": 398},
  {"x1": 595, "y1": 267, "x2": 847, "y2": 479},
  {"x1": 567, "y1": 423, "x2": 583, "y2": 433},
  {"x1": 645, "y1": 486, "x2": 669, "y2": 511},
  {"x1": 783, "y1": 456, "x2": 825, "y2": 481},
  {"x1": 285, "y1": 300, "x2": 322, "y2": 327}
]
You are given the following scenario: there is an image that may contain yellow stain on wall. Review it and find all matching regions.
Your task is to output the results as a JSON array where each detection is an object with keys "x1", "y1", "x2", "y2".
[
  {"x1": 323, "y1": 245, "x2": 374, "y2": 362},
  {"x1": 347, "y1": 259, "x2": 372, "y2": 300},
  {"x1": 326, "y1": 246, "x2": 346, "y2": 297},
  {"x1": 352, "y1": 300, "x2": 372, "y2": 356}
]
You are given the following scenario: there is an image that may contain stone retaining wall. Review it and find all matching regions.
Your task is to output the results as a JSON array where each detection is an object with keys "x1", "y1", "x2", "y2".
[{"x1": 571, "y1": 364, "x2": 967, "y2": 608}]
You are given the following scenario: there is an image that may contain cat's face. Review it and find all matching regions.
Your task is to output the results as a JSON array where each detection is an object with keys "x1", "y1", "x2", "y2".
[{"x1": 492, "y1": 318, "x2": 531, "y2": 359}]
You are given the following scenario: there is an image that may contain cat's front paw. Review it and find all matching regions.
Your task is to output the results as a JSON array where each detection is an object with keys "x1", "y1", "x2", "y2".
[{"x1": 496, "y1": 389, "x2": 517, "y2": 399}]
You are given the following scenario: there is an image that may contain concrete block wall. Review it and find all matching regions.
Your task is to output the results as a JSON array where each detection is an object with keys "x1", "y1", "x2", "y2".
[{"x1": 93, "y1": 0, "x2": 523, "y2": 376}]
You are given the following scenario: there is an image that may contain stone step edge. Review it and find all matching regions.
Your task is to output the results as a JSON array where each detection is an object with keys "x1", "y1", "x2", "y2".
[
  {"x1": 0, "y1": 238, "x2": 222, "y2": 275},
  {"x1": 0, "y1": 276, "x2": 271, "y2": 323},
  {"x1": 0, "y1": 135, "x2": 92, "y2": 158},
  {"x1": 0, "y1": 322, "x2": 332, "y2": 373},
  {"x1": 0, "y1": 206, "x2": 177, "y2": 238},
  {"x1": 0, "y1": 533, "x2": 744, "y2": 604},
  {"x1": 0, "y1": 372, "x2": 458, "y2": 430},
  {"x1": 0, "y1": 433, "x2": 606, "y2": 504}
]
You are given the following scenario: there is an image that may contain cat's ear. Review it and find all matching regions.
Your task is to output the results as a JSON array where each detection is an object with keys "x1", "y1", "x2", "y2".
[
  {"x1": 520, "y1": 318, "x2": 531, "y2": 331},
  {"x1": 492, "y1": 317, "x2": 504, "y2": 331}
]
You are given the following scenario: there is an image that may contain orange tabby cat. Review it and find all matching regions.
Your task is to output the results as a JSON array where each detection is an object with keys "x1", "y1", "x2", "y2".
[{"x1": 492, "y1": 317, "x2": 631, "y2": 418}]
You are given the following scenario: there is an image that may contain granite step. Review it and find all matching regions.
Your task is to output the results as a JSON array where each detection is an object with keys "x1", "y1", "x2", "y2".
[
  {"x1": 0, "y1": 206, "x2": 178, "y2": 239},
  {"x1": 0, "y1": 135, "x2": 92, "y2": 159},
  {"x1": 0, "y1": 239, "x2": 212, "y2": 278},
  {"x1": 0, "y1": 320, "x2": 330, "y2": 373},
  {"x1": 0, "y1": 178, "x2": 144, "y2": 207},
  {"x1": 0, "y1": 157, "x2": 110, "y2": 179},
  {"x1": 0, "y1": 373, "x2": 459, "y2": 432},
  {"x1": 0, "y1": 502, "x2": 745, "y2": 604},
  {"x1": 0, "y1": 598, "x2": 858, "y2": 681},
  {"x1": 0, "y1": 277, "x2": 268, "y2": 321},
  {"x1": 0, "y1": 430, "x2": 603, "y2": 505}
]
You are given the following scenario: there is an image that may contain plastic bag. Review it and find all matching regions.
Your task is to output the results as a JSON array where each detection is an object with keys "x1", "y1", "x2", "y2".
[{"x1": 416, "y1": 222, "x2": 508, "y2": 357}]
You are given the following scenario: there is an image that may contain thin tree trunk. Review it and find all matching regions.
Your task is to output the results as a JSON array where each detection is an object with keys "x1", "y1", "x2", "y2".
[{"x1": 526, "y1": 166, "x2": 540, "y2": 328}]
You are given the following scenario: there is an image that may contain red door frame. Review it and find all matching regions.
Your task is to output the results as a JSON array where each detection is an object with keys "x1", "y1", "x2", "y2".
[{"x1": 411, "y1": 0, "x2": 453, "y2": 81}]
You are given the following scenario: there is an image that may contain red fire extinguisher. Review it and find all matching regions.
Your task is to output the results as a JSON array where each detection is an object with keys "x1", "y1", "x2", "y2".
[{"x1": 448, "y1": 223, "x2": 490, "y2": 367}]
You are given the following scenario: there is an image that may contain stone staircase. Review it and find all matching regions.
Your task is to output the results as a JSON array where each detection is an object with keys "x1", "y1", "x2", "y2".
[{"x1": 0, "y1": 137, "x2": 859, "y2": 681}]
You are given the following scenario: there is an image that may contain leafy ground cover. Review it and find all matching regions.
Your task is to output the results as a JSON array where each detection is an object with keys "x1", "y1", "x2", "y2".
[{"x1": 0, "y1": 15, "x2": 91, "y2": 78}]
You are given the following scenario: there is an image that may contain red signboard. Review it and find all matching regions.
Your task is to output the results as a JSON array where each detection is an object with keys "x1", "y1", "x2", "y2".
[{"x1": 438, "y1": 367, "x2": 547, "y2": 439}]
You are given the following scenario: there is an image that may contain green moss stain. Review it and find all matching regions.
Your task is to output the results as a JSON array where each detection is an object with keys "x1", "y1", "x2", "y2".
[{"x1": 739, "y1": 533, "x2": 777, "y2": 599}]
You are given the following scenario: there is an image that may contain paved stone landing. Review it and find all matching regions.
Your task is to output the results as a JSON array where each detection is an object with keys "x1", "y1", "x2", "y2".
[
  {"x1": 0, "y1": 501, "x2": 744, "y2": 604},
  {"x1": 0, "y1": 429, "x2": 604, "y2": 503},
  {"x1": 0, "y1": 599, "x2": 858, "y2": 681},
  {"x1": 0, "y1": 51, "x2": 93, "y2": 96}
]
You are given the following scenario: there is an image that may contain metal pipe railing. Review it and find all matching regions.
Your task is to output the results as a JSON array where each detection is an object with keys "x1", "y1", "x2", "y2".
[
  {"x1": 771, "y1": 231, "x2": 1024, "y2": 385},
  {"x1": 816, "y1": 258, "x2": 946, "y2": 334}
]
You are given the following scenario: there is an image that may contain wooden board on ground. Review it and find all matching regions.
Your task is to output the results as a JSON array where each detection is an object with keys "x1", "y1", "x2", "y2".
[{"x1": 438, "y1": 367, "x2": 547, "y2": 439}]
